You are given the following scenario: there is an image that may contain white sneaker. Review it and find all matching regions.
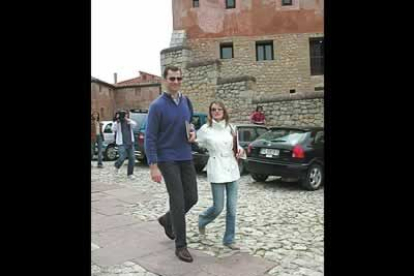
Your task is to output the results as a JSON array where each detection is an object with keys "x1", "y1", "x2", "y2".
[
  {"x1": 224, "y1": 243, "x2": 240, "y2": 250},
  {"x1": 199, "y1": 227, "x2": 206, "y2": 242},
  {"x1": 127, "y1": 175, "x2": 135, "y2": 180}
]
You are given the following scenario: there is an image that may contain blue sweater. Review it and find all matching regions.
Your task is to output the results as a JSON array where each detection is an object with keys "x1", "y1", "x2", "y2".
[{"x1": 145, "y1": 92, "x2": 193, "y2": 164}]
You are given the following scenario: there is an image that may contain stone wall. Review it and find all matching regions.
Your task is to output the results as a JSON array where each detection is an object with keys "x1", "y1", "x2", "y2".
[
  {"x1": 91, "y1": 82, "x2": 116, "y2": 121},
  {"x1": 91, "y1": 80, "x2": 161, "y2": 120},
  {"x1": 186, "y1": 32, "x2": 324, "y2": 95},
  {"x1": 216, "y1": 77, "x2": 255, "y2": 121},
  {"x1": 115, "y1": 85, "x2": 161, "y2": 111},
  {"x1": 215, "y1": 79, "x2": 324, "y2": 127},
  {"x1": 159, "y1": 37, "x2": 324, "y2": 127},
  {"x1": 252, "y1": 92, "x2": 324, "y2": 126}
]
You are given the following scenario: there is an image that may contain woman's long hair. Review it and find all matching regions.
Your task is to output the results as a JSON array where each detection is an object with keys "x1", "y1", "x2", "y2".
[
  {"x1": 91, "y1": 111, "x2": 100, "y2": 122},
  {"x1": 207, "y1": 101, "x2": 230, "y2": 127}
]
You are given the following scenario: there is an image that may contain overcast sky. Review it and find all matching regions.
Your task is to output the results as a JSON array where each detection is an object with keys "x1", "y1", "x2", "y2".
[{"x1": 92, "y1": 0, "x2": 173, "y2": 84}]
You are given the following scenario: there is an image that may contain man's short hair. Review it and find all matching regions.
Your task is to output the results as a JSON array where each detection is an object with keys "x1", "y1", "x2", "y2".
[{"x1": 163, "y1": 66, "x2": 182, "y2": 79}]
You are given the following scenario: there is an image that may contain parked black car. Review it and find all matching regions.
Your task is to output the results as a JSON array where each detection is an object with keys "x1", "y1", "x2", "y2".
[
  {"x1": 129, "y1": 111, "x2": 149, "y2": 163},
  {"x1": 245, "y1": 126, "x2": 324, "y2": 190},
  {"x1": 192, "y1": 124, "x2": 269, "y2": 173}
]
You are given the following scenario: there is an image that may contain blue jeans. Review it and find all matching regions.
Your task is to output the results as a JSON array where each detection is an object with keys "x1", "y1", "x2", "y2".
[
  {"x1": 91, "y1": 135, "x2": 103, "y2": 166},
  {"x1": 114, "y1": 144, "x2": 135, "y2": 175},
  {"x1": 198, "y1": 181, "x2": 238, "y2": 245}
]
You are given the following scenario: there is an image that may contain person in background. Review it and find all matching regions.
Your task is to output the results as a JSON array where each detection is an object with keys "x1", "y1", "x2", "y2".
[
  {"x1": 112, "y1": 110, "x2": 137, "y2": 179},
  {"x1": 91, "y1": 111, "x2": 104, "y2": 168},
  {"x1": 250, "y1": 106, "x2": 266, "y2": 125}
]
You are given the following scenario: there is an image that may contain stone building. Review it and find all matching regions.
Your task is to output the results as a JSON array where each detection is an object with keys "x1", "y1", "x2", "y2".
[
  {"x1": 91, "y1": 72, "x2": 162, "y2": 120},
  {"x1": 160, "y1": 0, "x2": 324, "y2": 126}
]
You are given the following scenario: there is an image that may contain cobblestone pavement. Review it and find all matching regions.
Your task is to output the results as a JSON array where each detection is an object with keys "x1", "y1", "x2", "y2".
[{"x1": 92, "y1": 161, "x2": 324, "y2": 276}]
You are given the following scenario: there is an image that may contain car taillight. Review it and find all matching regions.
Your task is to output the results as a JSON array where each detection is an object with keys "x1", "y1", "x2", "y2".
[
  {"x1": 292, "y1": 145, "x2": 305, "y2": 159},
  {"x1": 138, "y1": 133, "x2": 144, "y2": 141},
  {"x1": 247, "y1": 144, "x2": 253, "y2": 154}
]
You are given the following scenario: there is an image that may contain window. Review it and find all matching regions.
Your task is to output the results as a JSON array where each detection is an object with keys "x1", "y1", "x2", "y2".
[
  {"x1": 309, "y1": 37, "x2": 324, "y2": 75},
  {"x1": 220, "y1": 43, "x2": 233, "y2": 59},
  {"x1": 104, "y1": 123, "x2": 113, "y2": 133},
  {"x1": 312, "y1": 130, "x2": 324, "y2": 146},
  {"x1": 256, "y1": 41, "x2": 274, "y2": 61},
  {"x1": 226, "y1": 0, "x2": 235, "y2": 9},
  {"x1": 100, "y1": 107, "x2": 104, "y2": 119},
  {"x1": 193, "y1": 0, "x2": 199, "y2": 7},
  {"x1": 264, "y1": 128, "x2": 307, "y2": 145},
  {"x1": 282, "y1": 0, "x2": 293, "y2": 6},
  {"x1": 238, "y1": 128, "x2": 256, "y2": 143},
  {"x1": 191, "y1": 116, "x2": 201, "y2": 130},
  {"x1": 256, "y1": 128, "x2": 268, "y2": 137},
  {"x1": 98, "y1": 85, "x2": 102, "y2": 92}
]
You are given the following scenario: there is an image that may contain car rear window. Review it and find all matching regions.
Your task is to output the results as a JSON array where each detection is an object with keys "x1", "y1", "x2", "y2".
[
  {"x1": 238, "y1": 127, "x2": 259, "y2": 143},
  {"x1": 260, "y1": 129, "x2": 307, "y2": 145},
  {"x1": 129, "y1": 113, "x2": 148, "y2": 131}
]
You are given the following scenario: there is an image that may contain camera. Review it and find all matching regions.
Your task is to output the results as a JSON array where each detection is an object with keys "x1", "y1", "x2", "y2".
[{"x1": 118, "y1": 111, "x2": 126, "y2": 121}]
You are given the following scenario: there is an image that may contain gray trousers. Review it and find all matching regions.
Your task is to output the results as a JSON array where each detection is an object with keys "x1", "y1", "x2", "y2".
[{"x1": 158, "y1": 160, "x2": 198, "y2": 249}]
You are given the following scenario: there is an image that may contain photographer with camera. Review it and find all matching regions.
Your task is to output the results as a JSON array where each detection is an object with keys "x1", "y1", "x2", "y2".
[{"x1": 112, "y1": 110, "x2": 137, "y2": 179}]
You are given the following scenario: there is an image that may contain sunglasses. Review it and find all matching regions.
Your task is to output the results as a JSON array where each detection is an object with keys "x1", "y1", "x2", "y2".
[
  {"x1": 211, "y1": 108, "x2": 223, "y2": 112},
  {"x1": 168, "y1": 77, "x2": 183, "y2": 82}
]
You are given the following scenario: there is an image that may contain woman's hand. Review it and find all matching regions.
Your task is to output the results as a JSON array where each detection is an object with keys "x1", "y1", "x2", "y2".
[{"x1": 236, "y1": 148, "x2": 245, "y2": 159}]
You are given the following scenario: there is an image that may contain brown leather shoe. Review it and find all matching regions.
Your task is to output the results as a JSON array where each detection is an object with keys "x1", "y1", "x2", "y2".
[
  {"x1": 158, "y1": 216, "x2": 175, "y2": 240},
  {"x1": 175, "y1": 247, "x2": 193, "y2": 262}
]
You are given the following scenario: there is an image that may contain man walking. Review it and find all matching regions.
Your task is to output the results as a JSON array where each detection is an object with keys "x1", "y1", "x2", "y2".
[{"x1": 145, "y1": 66, "x2": 198, "y2": 262}]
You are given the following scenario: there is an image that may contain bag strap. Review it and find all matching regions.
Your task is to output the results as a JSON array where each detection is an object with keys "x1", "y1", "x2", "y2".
[
  {"x1": 229, "y1": 123, "x2": 236, "y2": 136},
  {"x1": 185, "y1": 96, "x2": 194, "y2": 119}
]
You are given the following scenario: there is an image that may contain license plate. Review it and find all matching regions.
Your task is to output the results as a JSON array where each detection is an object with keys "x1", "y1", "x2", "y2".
[{"x1": 260, "y1": 148, "x2": 280, "y2": 156}]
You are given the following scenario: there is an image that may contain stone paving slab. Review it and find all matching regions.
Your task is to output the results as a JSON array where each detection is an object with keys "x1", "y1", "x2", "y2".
[
  {"x1": 92, "y1": 240, "x2": 147, "y2": 267},
  {"x1": 114, "y1": 193, "x2": 154, "y2": 204},
  {"x1": 201, "y1": 252, "x2": 276, "y2": 276},
  {"x1": 92, "y1": 182, "x2": 120, "y2": 193},
  {"x1": 92, "y1": 163, "x2": 323, "y2": 276},
  {"x1": 93, "y1": 221, "x2": 160, "y2": 247},
  {"x1": 92, "y1": 212, "x2": 107, "y2": 221},
  {"x1": 92, "y1": 198, "x2": 130, "y2": 216},
  {"x1": 102, "y1": 187, "x2": 143, "y2": 198},
  {"x1": 133, "y1": 248, "x2": 216, "y2": 276},
  {"x1": 92, "y1": 227, "x2": 175, "y2": 267},
  {"x1": 92, "y1": 214, "x2": 141, "y2": 233},
  {"x1": 92, "y1": 192, "x2": 116, "y2": 202}
]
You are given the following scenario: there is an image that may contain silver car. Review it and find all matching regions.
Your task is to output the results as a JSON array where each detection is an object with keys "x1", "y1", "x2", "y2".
[{"x1": 94, "y1": 121, "x2": 118, "y2": 161}]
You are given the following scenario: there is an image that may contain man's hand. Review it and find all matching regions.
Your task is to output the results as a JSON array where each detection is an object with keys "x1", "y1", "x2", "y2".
[
  {"x1": 188, "y1": 130, "x2": 196, "y2": 143},
  {"x1": 150, "y1": 164, "x2": 163, "y2": 183}
]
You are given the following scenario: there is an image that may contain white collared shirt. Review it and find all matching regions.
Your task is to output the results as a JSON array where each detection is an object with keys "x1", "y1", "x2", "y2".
[{"x1": 172, "y1": 92, "x2": 182, "y2": 105}]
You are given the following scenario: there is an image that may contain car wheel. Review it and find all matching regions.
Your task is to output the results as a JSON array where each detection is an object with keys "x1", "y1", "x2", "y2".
[
  {"x1": 251, "y1": 173, "x2": 268, "y2": 182},
  {"x1": 139, "y1": 155, "x2": 148, "y2": 165},
  {"x1": 301, "y1": 163, "x2": 323, "y2": 190},
  {"x1": 104, "y1": 144, "x2": 117, "y2": 161}
]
